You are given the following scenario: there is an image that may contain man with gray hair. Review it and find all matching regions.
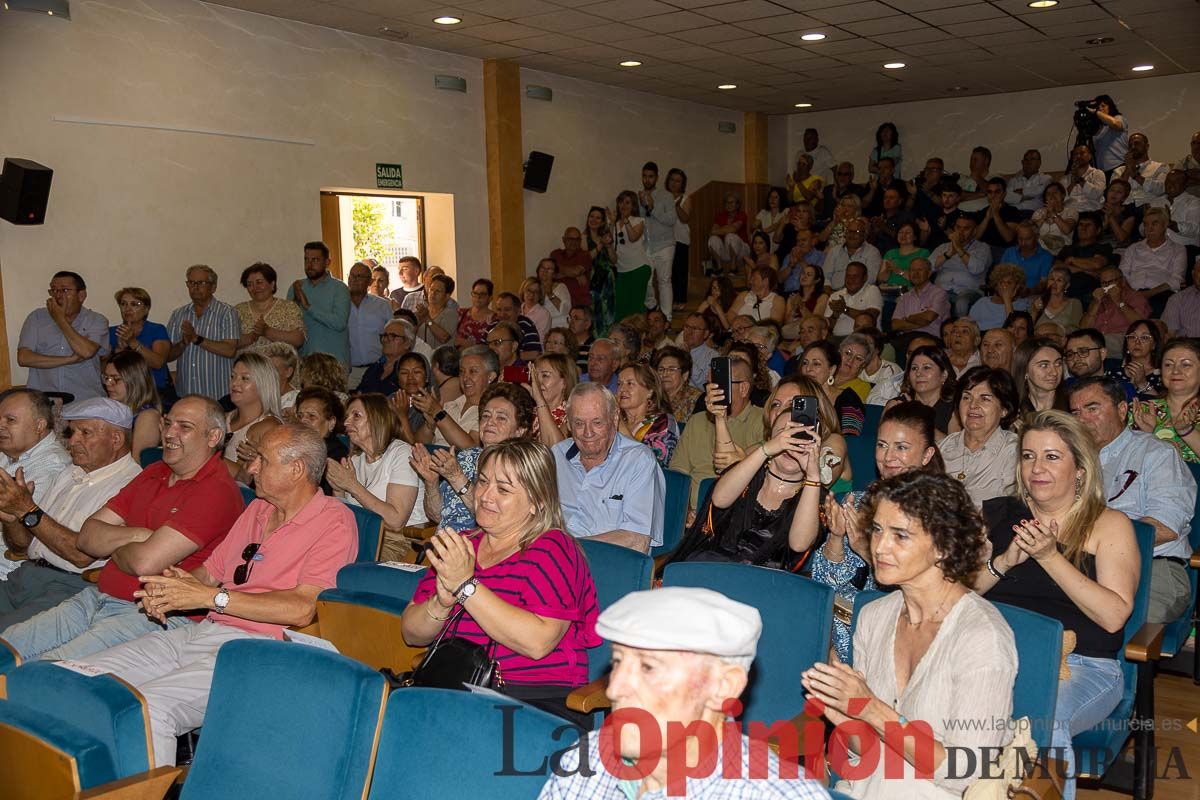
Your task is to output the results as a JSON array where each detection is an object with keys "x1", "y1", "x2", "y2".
[
  {"x1": 346, "y1": 260, "x2": 395, "y2": 387},
  {"x1": 77, "y1": 424, "x2": 358, "y2": 765},
  {"x1": 539, "y1": 587, "x2": 829, "y2": 798},
  {"x1": 0, "y1": 398, "x2": 141, "y2": 628},
  {"x1": 0, "y1": 395, "x2": 244, "y2": 663},
  {"x1": 552, "y1": 383, "x2": 664, "y2": 553},
  {"x1": 1118, "y1": 205, "x2": 1187, "y2": 317},
  {"x1": 167, "y1": 264, "x2": 240, "y2": 401}
]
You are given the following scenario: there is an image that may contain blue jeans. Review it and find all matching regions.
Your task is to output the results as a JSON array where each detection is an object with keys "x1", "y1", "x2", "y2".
[
  {"x1": 946, "y1": 289, "x2": 983, "y2": 318},
  {"x1": 1052, "y1": 654, "x2": 1124, "y2": 800},
  {"x1": 1, "y1": 587, "x2": 191, "y2": 662}
]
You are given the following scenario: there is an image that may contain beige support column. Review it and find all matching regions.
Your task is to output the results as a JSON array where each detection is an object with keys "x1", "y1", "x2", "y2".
[{"x1": 483, "y1": 59, "x2": 526, "y2": 293}]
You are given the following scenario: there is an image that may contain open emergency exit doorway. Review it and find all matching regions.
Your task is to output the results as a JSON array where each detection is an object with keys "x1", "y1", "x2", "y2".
[{"x1": 319, "y1": 188, "x2": 457, "y2": 286}]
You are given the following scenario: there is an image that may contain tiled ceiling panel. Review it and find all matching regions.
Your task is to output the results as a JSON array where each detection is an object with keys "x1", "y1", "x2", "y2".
[{"x1": 206, "y1": 0, "x2": 1194, "y2": 112}]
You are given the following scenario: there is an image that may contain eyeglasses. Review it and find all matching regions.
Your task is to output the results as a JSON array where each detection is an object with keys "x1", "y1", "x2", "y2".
[
  {"x1": 1065, "y1": 346, "x2": 1102, "y2": 359},
  {"x1": 185, "y1": 280, "x2": 214, "y2": 288},
  {"x1": 486, "y1": 338, "x2": 515, "y2": 346},
  {"x1": 380, "y1": 333, "x2": 408, "y2": 341},
  {"x1": 102, "y1": 374, "x2": 123, "y2": 385},
  {"x1": 656, "y1": 366, "x2": 682, "y2": 374},
  {"x1": 1124, "y1": 334, "x2": 1154, "y2": 343},
  {"x1": 841, "y1": 352, "x2": 866, "y2": 364},
  {"x1": 233, "y1": 542, "x2": 261, "y2": 585},
  {"x1": 118, "y1": 300, "x2": 146, "y2": 308}
]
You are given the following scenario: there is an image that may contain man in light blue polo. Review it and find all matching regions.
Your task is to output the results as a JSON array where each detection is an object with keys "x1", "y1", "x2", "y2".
[
  {"x1": 17, "y1": 271, "x2": 109, "y2": 400},
  {"x1": 346, "y1": 261, "x2": 394, "y2": 387},
  {"x1": 289, "y1": 241, "x2": 350, "y2": 363},
  {"x1": 552, "y1": 383, "x2": 664, "y2": 554},
  {"x1": 166, "y1": 265, "x2": 239, "y2": 401}
]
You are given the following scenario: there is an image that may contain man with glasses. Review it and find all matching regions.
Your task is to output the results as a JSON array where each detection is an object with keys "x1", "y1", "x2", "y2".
[
  {"x1": 288, "y1": 240, "x2": 351, "y2": 364},
  {"x1": 932, "y1": 214, "x2": 993, "y2": 317},
  {"x1": 1078, "y1": 266, "x2": 1151, "y2": 353},
  {"x1": 551, "y1": 228, "x2": 592, "y2": 307},
  {"x1": 345, "y1": 261, "x2": 394, "y2": 387},
  {"x1": 825, "y1": 261, "x2": 881, "y2": 340},
  {"x1": 820, "y1": 162, "x2": 864, "y2": 223},
  {"x1": 76, "y1": 424, "x2": 357, "y2": 766},
  {"x1": 822, "y1": 219, "x2": 881, "y2": 290},
  {"x1": 1063, "y1": 328, "x2": 1135, "y2": 402},
  {"x1": 17, "y1": 271, "x2": 109, "y2": 400},
  {"x1": 0, "y1": 395, "x2": 242, "y2": 664},
  {"x1": 0, "y1": 398, "x2": 140, "y2": 628},
  {"x1": 492, "y1": 291, "x2": 541, "y2": 362},
  {"x1": 679, "y1": 313, "x2": 717, "y2": 390},
  {"x1": 486, "y1": 321, "x2": 524, "y2": 371},
  {"x1": 568, "y1": 305, "x2": 595, "y2": 373},
  {"x1": 1069, "y1": 376, "x2": 1196, "y2": 624},
  {"x1": 167, "y1": 265, "x2": 239, "y2": 401}
]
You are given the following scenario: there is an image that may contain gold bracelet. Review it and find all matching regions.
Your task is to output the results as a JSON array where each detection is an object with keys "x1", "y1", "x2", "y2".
[
  {"x1": 802, "y1": 480, "x2": 822, "y2": 488},
  {"x1": 425, "y1": 600, "x2": 453, "y2": 621}
]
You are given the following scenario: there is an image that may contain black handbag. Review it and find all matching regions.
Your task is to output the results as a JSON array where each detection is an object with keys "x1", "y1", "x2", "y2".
[{"x1": 399, "y1": 605, "x2": 501, "y2": 691}]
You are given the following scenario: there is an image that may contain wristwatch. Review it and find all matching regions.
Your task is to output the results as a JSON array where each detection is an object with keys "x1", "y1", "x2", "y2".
[
  {"x1": 194, "y1": 334, "x2": 206, "y2": 346},
  {"x1": 455, "y1": 480, "x2": 472, "y2": 497},
  {"x1": 213, "y1": 589, "x2": 230, "y2": 613},
  {"x1": 433, "y1": 409, "x2": 448, "y2": 424},
  {"x1": 20, "y1": 506, "x2": 44, "y2": 529},
  {"x1": 455, "y1": 577, "x2": 479, "y2": 604}
]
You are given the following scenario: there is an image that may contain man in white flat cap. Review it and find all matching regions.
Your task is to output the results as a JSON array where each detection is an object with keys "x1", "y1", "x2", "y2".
[
  {"x1": 540, "y1": 587, "x2": 829, "y2": 799},
  {"x1": 0, "y1": 398, "x2": 141, "y2": 628}
]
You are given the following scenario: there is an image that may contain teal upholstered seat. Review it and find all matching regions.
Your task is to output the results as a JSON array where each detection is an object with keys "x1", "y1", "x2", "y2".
[
  {"x1": 342, "y1": 501, "x2": 383, "y2": 563},
  {"x1": 578, "y1": 538, "x2": 652, "y2": 684},
  {"x1": 139, "y1": 446, "x2": 164, "y2": 468},
  {"x1": 653, "y1": 468, "x2": 692, "y2": 558}
]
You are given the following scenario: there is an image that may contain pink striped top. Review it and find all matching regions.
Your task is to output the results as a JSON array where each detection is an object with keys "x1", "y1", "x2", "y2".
[{"x1": 413, "y1": 529, "x2": 601, "y2": 686}]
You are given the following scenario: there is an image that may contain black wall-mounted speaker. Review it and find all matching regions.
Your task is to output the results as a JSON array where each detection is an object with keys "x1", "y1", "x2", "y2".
[
  {"x1": 0, "y1": 158, "x2": 53, "y2": 225},
  {"x1": 523, "y1": 151, "x2": 554, "y2": 193}
]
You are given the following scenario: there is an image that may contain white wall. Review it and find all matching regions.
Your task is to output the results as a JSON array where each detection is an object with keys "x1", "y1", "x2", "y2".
[
  {"x1": 781, "y1": 73, "x2": 1200, "y2": 181},
  {"x1": 520, "y1": 69, "x2": 745, "y2": 269},
  {"x1": 0, "y1": 0, "x2": 490, "y2": 381}
]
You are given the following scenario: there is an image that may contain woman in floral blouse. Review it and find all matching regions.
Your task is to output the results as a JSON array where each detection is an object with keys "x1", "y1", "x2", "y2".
[{"x1": 615, "y1": 362, "x2": 678, "y2": 467}]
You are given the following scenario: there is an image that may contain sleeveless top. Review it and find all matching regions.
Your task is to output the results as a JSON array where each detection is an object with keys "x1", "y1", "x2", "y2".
[{"x1": 982, "y1": 496, "x2": 1122, "y2": 659}]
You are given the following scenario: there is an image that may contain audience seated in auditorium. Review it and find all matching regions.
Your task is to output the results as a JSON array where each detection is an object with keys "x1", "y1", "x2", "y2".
[
  {"x1": 608, "y1": 322, "x2": 642, "y2": 368},
  {"x1": 978, "y1": 410, "x2": 1135, "y2": 800},
  {"x1": 730, "y1": 266, "x2": 786, "y2": 325},
  {"x1": 1031, "y1": 183, "x2": 1078, "y2": 257},
  {"x1": 798, "y1": 340, "x2": 866, "y2": 439},
  {"x1": 862, "y1": 155, "x2": 907, "y2": 219},
  {"x1": 1131, "y1": 337, "x2": 1200, "y2": 463},
  {"x1": 651, "y1": 346, "x2": 702, "y2": 429},
  {"x1": 1063, "y1": 144, "x2": 1107, "y2": 213},
  {"x1": 823, "y1": 219, "x2": 882, "y2": 290},
  {"x1": 1120, "y1": 318, "x2": 1164, "y2": 398},
  {"x1": 18, "y1": 271, "x2": 109, "y2": 401},
  {"x1": 1013, "y1": 337, "x2": 1069, "y2": 414},
  {"x1": 110, "y1": 287, "x2": 173, "y2": 401},
  {"x1": 1063, "y1": 327, "x2": 1136, "y2": 402},
  {"x1": 493, "y1": 291, "x2": 542, "y2": 362},
  {"x1": 974, "y1": 177, "x2": 1021, "y2": 262},
  {"x1": 1119, "y1": 206, "x2": 1187, "y2": 316},
  {"x1": 80, "y1": 424, "x2": 357, "y2": 766},
  {"x1": 1, "y1": 395, "x2": 242, "y2": 662},
  {"x1": 550, "y1": 227, "x2": 592, "y2": 308},
  {"x1": 867, "y1": 333, "x2": 940, "y2": 406},
  {"x1": 1068, "y1": 377, "x2": 1195, "y2": 625},
  {"x1": 456, "y1": 278, "x2": 496, "y2": 348},
  {"x1": 937, "y1": 366, "x2": 1019, "y2": 507},
  {"x1": 1162, "y1": 258, "x2": 1200, "y2": 336},
  {"x1": 1033, "y1": 267, "x2": 1084, "y2": 334},
  {"x1": 1079, "y1": 266, "x2": 1150, "y2": 353},
  {"x1": 1001, "y1": 222, "x2": 1055, "y2": 290},
  {"x1": 530, "y1": 352, "x2": 576, "y2": 447},
  {"x1": 884, "y1": 344, "x2": 956, "y2": 438},
  {"x1": 616, "y1": 363, "x2": 678, "y2": 467},
  {"x1": 806, "y1": 470, "x2": 1017, "y2": 799},
  {"x1": 223, "y1": 352, "x2": 282, "y2": 482},
  {"x1": 944, "y1": 317, "x2": 983, "y2": 377},
  {"x1": 101, "y1": 351, "x2": 162, "y2": 463},
  {"x1": 1151, "y1": 169, "x2": 1200, "y2": 248},
  {"x1": 979, "y1": 327, "x2": 1015, "y2": 373},
  {"x1": 820, "y1": 162, "x2": 864, "y2": 225},
  {"x1": 1006, "y1": 149, "x2": 1051, "y2": 215},
  {"x1": 825, "y1": 262, "x2": 881, "y2": 339},
  {"x1": 0, "y1": 398, "x2": 140, "y2": 629},
  {"x1": 707, "y1": 191, "x2": 751, "y2": 276},
  {"x1": 866, "y1": 185, "x2": 915, "y2": 256},
  {"x1": 889, "y1": 258, "x2": 949, "y2": 343},
  {"x1": 167, "y1": 265, "x2": 239, "y2": 401},
  {"x1": 414, "y1": 345, "x2": 497, "y2": 448},
  {"x1": 582, "y1": 337, "x2": 619, "y2": 394},
  {"x1": 1055, "y1": 211, "x2": 1112, "y2": 299},
  {"x1": 1112, "y1": 132, "x2": 1168, "y2": 208},
  {"x1": 542, "y1": 587, "x2": 828, "y2": 798},
  {"x1": 1098, "y1": 179, "x2": 1138, "y2": 250},
  {"x1": 553, "y1": 383, "x2": 664, "y2": 553},
  {"x1": 292, "y1": 387, "x2": 346, "y2": 496},
  {"x1": 969, "y1": 263, "x2": 1030, "y2": 332},
  {"x1": 413, "y1": 382, "x2": 535, "y2": 533},
  {"x1": 932, "y1": 215, "x2": 992, "y2": 317}
]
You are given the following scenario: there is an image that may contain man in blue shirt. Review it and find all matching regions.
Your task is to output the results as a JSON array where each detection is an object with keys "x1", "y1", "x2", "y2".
[
  {"x1": 552, "y1": 383, "x2": 664, "y2": 553},
  {"x1": 288, "y1": 241, "x2": 350, "y2": 363},
  {"x1": 1069, "y1": 376, "x2": 1196, "y2": 623},
  {"x1": 166, "y1": 266, "x2": 239, "y2": 401},
  {"x1": 1000, "y1": 222, "x2": 1055, "y2": 292},
  {"x1": 345, "y1": 261, "x2": 394, "y2": 387},
  {"x1": 17, "y1": 271, "x2": 109, "y2": 401}
]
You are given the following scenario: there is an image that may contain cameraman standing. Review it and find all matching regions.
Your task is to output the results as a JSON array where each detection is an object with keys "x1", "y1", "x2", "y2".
[{"x1": 1088, "y1": 94, "x2": 1130, "y2": 176}]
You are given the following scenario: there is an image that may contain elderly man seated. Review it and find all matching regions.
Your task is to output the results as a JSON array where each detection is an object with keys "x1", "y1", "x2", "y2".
[
  {"x1": 77, "y1": 424, "x2": 358, "y2": 765},
  {"x1": 1069, "y1": 377, "x2": 1196, "y2": 624},
  {"x1": 539, "y1": 587, "x2": 829, "y2": 799},
  {"x1": 1078, "y1": 266, "x2": 1151, "y2": 354},
  {"x1": 0, "y1": 395, "x2": 244, "y2": 662},
  {"x1": 1119, "y1": 206, "x2": 1187, "y2": 317},
  {"x1": 0, "y1": 388, "x2": 72, "y2": 578},
  {"x1": 0, "y1": 399, "x2": 141, "y2": 628},
  {"x1": 553, "y1": 383, "x2": 665, "y2": 553}
]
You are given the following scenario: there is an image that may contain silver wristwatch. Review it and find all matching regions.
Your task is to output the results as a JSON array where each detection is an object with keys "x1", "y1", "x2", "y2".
[
  {"x1": 213, "y1": 589, "x2": 230, "y2": 613},
  {"x1": 455, "y1": 578, "x2": 479, "y2": 604}
]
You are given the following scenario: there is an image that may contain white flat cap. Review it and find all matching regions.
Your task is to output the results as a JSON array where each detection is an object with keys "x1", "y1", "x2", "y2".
[{"x1": 596, "y1": 587, "x2": 762, "y2": 660}]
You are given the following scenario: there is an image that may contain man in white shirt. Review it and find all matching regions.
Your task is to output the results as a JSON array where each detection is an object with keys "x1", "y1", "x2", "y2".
[
  {"x1": 932, "y1": 216, "x2": 993, "y2": 316},
  {"x1": 1111, "y1": 132, "x2": 1168, "y2": 208},
  {"x1": 822, "y1": 219, "x2": 881, "y2": 289},
  {"x1": 1063, "y1": 144, "x2": 1107, "y2": 213},
  {"x1": 1149, "y1": 169, "x2": 1200, "y2": 248},
  {"x1": 1119, "y1": 206, "x2": 1188, "y2": 316},
  {"x1": 0, "y1": 398, "x2": 140, "y2": 629},
  {"x1": 800, "y1": 128, "x2": 835, "y2": 185},
  {"x1": 1005, "y1": 149, "x2": 1052, "y2": 216},
  {"x1": 825, "y1": 262, "x2": 882, "y2": 339}
]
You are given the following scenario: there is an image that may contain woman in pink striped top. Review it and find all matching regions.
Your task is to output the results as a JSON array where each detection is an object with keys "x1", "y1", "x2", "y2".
[{"x1": 402, "y1": 439, "x2": 601, "y2": 723}]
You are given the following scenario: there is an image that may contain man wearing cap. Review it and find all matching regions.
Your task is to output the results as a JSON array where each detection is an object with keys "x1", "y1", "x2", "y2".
[
  {"x1": 0, "y1": 388, "x2": 73, "y2": 579},
  {"x1": 540, "y1": 587, "x2": 830, "y2": 799},
  {"x1": 0, "y1": 398, "x2": 142, "y2": 628},
  {"x1": 0, "y1": 395, "x2": 244, "y2": 662}
]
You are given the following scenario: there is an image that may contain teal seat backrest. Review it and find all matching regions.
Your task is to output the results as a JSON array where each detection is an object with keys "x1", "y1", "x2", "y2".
[
  {"x1": 342, "y1": 501, "x2": 384, "y2": 563},
  {"x1": 579, "y1": 538, "x2": 653, "y2": 681},
  {"x1": 654, "y1": 468, "x2": 691, "y2": 558}
]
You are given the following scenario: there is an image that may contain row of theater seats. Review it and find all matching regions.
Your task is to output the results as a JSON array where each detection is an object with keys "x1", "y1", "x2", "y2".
[{"x1": 0, "y1": 432, "x2": 1189, "y2": 798}]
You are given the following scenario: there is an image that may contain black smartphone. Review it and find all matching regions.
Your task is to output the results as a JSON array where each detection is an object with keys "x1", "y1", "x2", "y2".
[
  {"x1": 710, "y1": 357, "x2": 732, "y2": 409},
  {"x1": 790, "y1": 395, "x2": 821, "y2": 440}
]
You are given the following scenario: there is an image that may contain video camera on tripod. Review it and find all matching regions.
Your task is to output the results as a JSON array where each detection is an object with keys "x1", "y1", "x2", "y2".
[{"x1": 1073, "y1": 100, "x2": 1103, "y2": 139}]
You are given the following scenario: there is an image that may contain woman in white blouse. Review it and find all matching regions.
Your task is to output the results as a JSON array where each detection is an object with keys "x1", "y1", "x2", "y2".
[
  {"x1": 412, "y1": 345, "x2": 498, "y2": 448},
  {"x1": 536, "y1": 258, "x2": 572, "y2": 331},
  {"x1": 326, "y1": 393, "x2": 426, "y2": 561},
  {"x1": 803, "y1": 469, "x2": 1017, "y2": 799}
]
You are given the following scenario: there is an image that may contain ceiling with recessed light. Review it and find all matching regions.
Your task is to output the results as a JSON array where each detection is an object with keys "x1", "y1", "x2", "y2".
[{"x1": 206, "y1": 0, "x2": 1200, "y2": 112}]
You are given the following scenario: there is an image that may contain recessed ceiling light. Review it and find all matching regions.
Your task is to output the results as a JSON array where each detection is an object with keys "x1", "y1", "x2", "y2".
[
  {"x1": 794, "y1": 102, "x2": 813, "y2": 108},
  {"x1": 1027, "y1": 0, "x2": 1057, "y2": 7},
  {"x1": 717, "y1": 83, "x2": 737, "y2": 90},
  {"x1": 1085, "y1": 36, "x2": 1115, "y2": 45},
  {"x1": 618, "y1": 60, "x2": 642, "y2": 67},
  {"x1": 1131, "y1": 64, "x2": 1154, "y2": 71},
  {"x1": 883, "y1": 62, "x2": 906, "y2": 69},
  {"x1": 432, "y1": 15, "x2": 461, "y2": 25},
  {"x1": 800, "y1": 32, "x2": 826, "y2": 41}
]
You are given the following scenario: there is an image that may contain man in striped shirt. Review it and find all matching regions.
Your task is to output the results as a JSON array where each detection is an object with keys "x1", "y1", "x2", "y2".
[{"x1": 167, "y1": 265, "x2": 239, "y2": 401}]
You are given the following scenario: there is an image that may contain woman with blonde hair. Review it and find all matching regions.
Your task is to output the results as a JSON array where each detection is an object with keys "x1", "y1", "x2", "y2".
[
  {"x1": 401, "y1": 438, "x2": 601, "y2": 723},
  {"x1": 977, "y1": 409, "x2": 1138, "y2": 800},
  {"x1": 519, "y1": 276, "x2": 551, "y2": 341},
  {"x1": 259, "y1": 341, "x2": 300, "y2": 411},
  {"x1": 616, "y1": 362, "x2": 678, "y2": 466},
  {"x1": 326, "y1": 393, "x2": 426, "y2": 560},
  {"x1": 223, "y1": 351, "x2": 282, "y2": 480},
  {"x1": 101, "y1": 350, "x2": 162, "y2": 463},
  {"x1": 530, "y1": 352, "x2": 578, "y2": 447}
]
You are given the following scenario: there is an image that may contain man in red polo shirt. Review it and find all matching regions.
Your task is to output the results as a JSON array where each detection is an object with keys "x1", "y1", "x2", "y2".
[
  {"x1": 81, "y1": 424, "x2": 358, "y2": 765},
  {"x1": 0, "y1": 395, "x2": 243, "y2": 661}
]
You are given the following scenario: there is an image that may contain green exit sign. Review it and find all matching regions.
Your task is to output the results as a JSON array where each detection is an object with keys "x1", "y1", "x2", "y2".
[{"x1": 376, "y1": 163, "x2": 404, "y2": 189}]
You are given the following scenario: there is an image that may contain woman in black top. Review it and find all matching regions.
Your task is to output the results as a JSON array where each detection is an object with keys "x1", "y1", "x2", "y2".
[
  {"x1": 884, "y1": 344, "x2": 957, "y2": 439},
  {"x1": 974, "y1": 410, "x2": 1138, "y2": 800}
]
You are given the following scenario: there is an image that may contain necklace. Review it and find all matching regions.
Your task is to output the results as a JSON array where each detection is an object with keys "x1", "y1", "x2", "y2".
[
  {"x1": 767, "y1": 469, "x2": 805, "y2": 484},
  {"x1": 901, "y1": 584, "x2": 956, "y2": 628}
]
